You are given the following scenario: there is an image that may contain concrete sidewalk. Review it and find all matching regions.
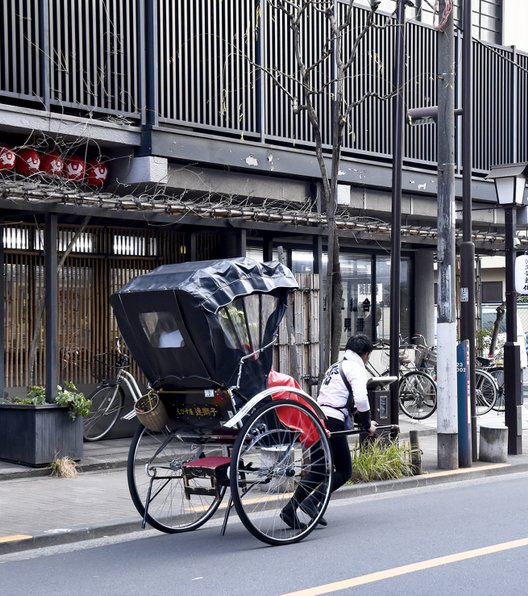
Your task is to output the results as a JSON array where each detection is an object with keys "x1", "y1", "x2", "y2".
[{"x1": 2, "y1": 406, "x2": 528, "y2": 555}]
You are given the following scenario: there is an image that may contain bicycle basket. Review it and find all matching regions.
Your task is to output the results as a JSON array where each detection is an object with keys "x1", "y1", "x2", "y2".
[
  {"x1": 92, "y1": 352, "x2": 126, "y2": 384},
  {"x1": 415, "y1": 345, "x2": 437, "y2": 371}
]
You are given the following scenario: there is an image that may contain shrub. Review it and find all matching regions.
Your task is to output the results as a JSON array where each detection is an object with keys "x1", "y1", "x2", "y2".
[
  {"x1": 55, "y1": 382, "x2": 91, "y2": 421},
  {"x1": 20, "y1": 385, "x2": 47, "y2": 405},
  {"x1": 350, "y1": 437, "x2": 419, "y2": 483},
  {"x1": 1, "y1": 383, "x2": 90, "y2": 420}
]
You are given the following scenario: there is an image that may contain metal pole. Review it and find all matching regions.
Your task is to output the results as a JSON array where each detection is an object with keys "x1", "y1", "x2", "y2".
[
  {"x1": 138, "y1": 0, "x2": 158, "y2": 153},
  {"x1": 436, "y1": 0, "x2": 458, "y2": 469},
  {"x1": 504, "y1": 205, "x2": 522, "y2": 454},
  {"x1": 45, "y1": 213, "x2": 58, "y2": 404},
  {"x1": 459, "y1": 0, "x2": 476, "y2": 465},
  {"x1": 0, "y1": 225, "x2": 4, "y2": 401},
  {"x1": 389, "y1": 0, "x2": 406, "y2": 426}
]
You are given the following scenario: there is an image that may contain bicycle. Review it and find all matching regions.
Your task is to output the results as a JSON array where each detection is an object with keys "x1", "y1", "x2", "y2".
[
  {"x1": 414, "y1": 339, "x2": 497, "y2": 416},
  {"x1": 83, "y1": 338, "x2": 144, "y2": 441},
  {"x1": 477, "y1": 356, "x2": 504, "y2": 412},
  {"x1": 367, "y1": 340, "x2": 437, "y2": 420},
  {"x1": 397, "y1": 336, "x2": 497, "y2": 418},
  {"x1": 397, "y1": 340, "x2": 437, "y2": 420}
]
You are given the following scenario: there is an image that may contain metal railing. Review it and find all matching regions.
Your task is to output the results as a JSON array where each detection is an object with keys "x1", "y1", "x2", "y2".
[{"x1": 0, "y1": 0, "x2": 525, "y2": 174}]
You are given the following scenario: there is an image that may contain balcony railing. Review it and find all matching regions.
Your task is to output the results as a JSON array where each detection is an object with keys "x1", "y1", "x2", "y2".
[{"x1": 0, "y1": 0, "x2": 526, "y2": 174}]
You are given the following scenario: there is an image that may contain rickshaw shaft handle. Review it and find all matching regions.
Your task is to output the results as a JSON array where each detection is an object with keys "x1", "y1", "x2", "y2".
[{"x1": 329, "y1": 424, "x2": 399, "y2": 437}]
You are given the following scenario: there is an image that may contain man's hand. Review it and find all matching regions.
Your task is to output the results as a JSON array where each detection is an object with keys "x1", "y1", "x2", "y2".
[{"x1": 368, "y1": 421, "x2": 379, "y2": 436}]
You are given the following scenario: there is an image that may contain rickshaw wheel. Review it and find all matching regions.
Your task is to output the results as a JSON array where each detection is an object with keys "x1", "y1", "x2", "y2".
[
  {"x1": 127, "y1": 426, "x2": 227, "y2": 533},
  {"x1": 230, "y1": 398, "x2": 332, "y2": 546}
]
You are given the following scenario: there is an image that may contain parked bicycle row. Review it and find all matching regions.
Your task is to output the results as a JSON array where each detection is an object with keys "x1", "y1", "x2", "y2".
[{"x1": 365, "y1": 336, "x2": 505, "y2": 421}]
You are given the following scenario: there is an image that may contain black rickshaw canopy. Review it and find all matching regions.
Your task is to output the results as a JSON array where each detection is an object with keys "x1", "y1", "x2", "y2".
[{"x1": 110, "y1": 258, "x2": 298, "y2": 396}]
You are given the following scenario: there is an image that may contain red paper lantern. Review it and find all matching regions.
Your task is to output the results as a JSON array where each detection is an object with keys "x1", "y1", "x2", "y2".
[
  {"x1": 86, "y1": 160, "x2": 108, "y2": 186},
  {"x1": 63, "y1": 156, "x2": 85, "y2": 180},
  {"x1": 0, "y1": 146, "x2": 16, "y2": 171},
  {"x1": 40, "y1": 152, "x2": 63, "y2": 176},
  {"x1": 15, "y1": 148, "x2": 40, "y2": 176}
]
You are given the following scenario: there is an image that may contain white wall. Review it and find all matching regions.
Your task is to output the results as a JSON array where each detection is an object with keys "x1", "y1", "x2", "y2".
[
  {"x1": 503, "y1": 0, "x2": 528, "y2": 52},
  {"x1": 357, "y1": 0, "x2": 528, "y2": 54}
]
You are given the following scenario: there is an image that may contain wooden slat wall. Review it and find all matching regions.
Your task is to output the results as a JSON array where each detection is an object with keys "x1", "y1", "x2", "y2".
[
  {"x1": 275, "y1": 274, "x2": 320, "y2": 396},
  {"x1": 3, "y1": 224, "x2": 189, "y2": 388},
  {"x1": 3, "y1": 224, "x2": 321, "y2": 393}
]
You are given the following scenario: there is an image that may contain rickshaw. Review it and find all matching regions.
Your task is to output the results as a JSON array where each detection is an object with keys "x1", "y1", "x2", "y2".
[{"x1": 110, "y1": 257, "x2": 392, "y2": 546}]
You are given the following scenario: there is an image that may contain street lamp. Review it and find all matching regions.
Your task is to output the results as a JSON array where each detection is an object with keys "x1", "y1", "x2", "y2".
[{"x1": 486, "y1": 163, "x2": 528, "y2": 455}]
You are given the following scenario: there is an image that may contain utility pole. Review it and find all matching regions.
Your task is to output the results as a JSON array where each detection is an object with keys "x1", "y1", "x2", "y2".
[
  {"x1": 436, "y1": 0, "x2": 458, "y2": 469},
  {"x1": 389, "y1": 0, "x2": 406, "y2": 426},
  {"x1": 459, "y1": 0, "x2": 476, "y2": 465}
]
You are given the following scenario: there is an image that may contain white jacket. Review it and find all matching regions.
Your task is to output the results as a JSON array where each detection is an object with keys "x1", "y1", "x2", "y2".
[{"x1": 317, "y1": 349, "x2": 371, "y2": 422}]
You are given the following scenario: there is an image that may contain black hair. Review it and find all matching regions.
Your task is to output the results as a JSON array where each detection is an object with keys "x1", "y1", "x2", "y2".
[{"x1": 345, "y1": 334, "x2": 374, "y2": 356}]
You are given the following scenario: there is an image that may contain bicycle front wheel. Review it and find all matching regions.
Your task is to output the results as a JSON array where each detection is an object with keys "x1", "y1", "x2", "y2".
[
  {"x1": 489, "y1": 367, "x2": 505, "y2": 412},
  {"x1": 399, "y1": 371, "x2": 437, "y2": 419},
  {"x1": 127, "y1": 426, "x2": 226, "y2": 534},
  {"x1": 83, "y1": 384, "x2": 124, "y2": 441},
  {"x1": 475, "y1": 369, "x2": 497, "y2": 415}
]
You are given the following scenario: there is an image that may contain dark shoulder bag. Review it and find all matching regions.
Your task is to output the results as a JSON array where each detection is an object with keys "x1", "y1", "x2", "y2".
[{"x1": 338, "y1": 361, "x2": 356, "y2": 420}]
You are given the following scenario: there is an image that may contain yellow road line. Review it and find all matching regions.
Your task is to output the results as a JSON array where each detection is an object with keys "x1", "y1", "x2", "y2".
[
  {"x1": 0, "y1": 534, "x2": 32, "y2": 544},
  {"x1": 423, "y1": 462, "x2": 510, "y2": 478},
  {"x1": 282, "y1": 537, "x2": 528, "y2": 595}
]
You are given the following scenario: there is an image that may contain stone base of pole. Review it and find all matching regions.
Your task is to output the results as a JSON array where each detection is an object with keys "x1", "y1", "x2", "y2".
[{"x1": 438, "y1": 433, "x2": 459, "y2": 469}]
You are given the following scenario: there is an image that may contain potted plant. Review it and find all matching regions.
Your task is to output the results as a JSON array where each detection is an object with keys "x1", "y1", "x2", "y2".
[{"x1": 0, "y1": 382, "x2": 90, "y2": 467}]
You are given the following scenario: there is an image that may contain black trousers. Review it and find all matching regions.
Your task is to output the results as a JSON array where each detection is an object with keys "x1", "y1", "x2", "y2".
[
  {"x1": 325, "y1": 415, "x2": 353, "y2": 492},
  {"x1": 291, "y1": 415, "x2": 352, "y2": 506}
]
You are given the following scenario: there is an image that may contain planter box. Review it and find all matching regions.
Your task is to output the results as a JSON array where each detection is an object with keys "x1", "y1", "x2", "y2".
[{"x1": 0, "y1": 404, "x2": 83, "y2": 467}]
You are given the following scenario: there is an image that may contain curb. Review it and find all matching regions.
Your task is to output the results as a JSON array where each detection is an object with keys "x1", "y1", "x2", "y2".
[
  {"x1": 0, "y1": 459, "x2": 129, "y2": 482},
  {"x1": 0, "y1": 520, "x2": 145, "y2": 556},
  {"x1": 3, "y1": 458, "x2": 528, "y2": 556},
  {"x1": 0, "y1": 429, "x2": 433, "y2": 483},
  {"x1": 334, "y1": 460, "x2": 528, "y2": 500}
]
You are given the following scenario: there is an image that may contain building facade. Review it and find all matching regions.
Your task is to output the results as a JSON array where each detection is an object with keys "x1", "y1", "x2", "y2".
[{"x1": 0, "y1": 0, "x2": 524, "y2": 395}]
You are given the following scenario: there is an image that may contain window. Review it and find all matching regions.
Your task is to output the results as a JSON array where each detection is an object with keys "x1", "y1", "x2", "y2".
[
  {"x1": 139, "y1": 311, "x2": 185, "y2": 348},
  {"x1": 481, "y1": 281, "x2": 503, "y2": 303}
]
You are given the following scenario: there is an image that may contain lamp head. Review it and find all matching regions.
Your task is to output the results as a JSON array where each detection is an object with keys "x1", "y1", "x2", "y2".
[{"x1": 486, "y1": 163, "x2": 528, "y2": 206}]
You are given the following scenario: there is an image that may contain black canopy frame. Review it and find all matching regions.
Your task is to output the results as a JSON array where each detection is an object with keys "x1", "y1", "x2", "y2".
[{"x1": 110, "y1": 258, "x2": 299, "y2": 397}]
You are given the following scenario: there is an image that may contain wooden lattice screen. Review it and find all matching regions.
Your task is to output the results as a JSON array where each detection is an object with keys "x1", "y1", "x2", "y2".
[
  {"x1": 2, "y1": 223, "x2": 224, "y2": 389},
  {"x1": 275, "y1": 274, "x2": 320, "y2": 395},
  {"x1": 3, "y1": 223, "x2": 320, "y2": 391}
]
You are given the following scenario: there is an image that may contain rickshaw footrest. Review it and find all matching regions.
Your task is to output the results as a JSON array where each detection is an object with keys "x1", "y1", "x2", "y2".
[{"x1": 182, "y1": 456, "x2": 231, "y2": 498}]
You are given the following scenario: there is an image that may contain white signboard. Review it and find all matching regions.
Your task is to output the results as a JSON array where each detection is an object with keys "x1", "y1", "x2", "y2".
[
  {"x1": 515, "y1": 254, "x2": 528, "y2": 294},
  {"x1": 337, "y1": 184, "x2": 351, "y2": 206}
]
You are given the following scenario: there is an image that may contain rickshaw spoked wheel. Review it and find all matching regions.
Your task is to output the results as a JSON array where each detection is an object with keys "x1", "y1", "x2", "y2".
[
  {"x1": 127, "y1": 425, "x2": 227, "y2": 533},
  {"x1": 230, "y1": 398, "x2": 332, "y2": 546}
]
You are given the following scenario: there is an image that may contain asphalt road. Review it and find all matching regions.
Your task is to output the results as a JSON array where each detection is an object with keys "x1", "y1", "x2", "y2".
[{"x1": 2, "y1": 472, "x2": 528, "y2": 595}]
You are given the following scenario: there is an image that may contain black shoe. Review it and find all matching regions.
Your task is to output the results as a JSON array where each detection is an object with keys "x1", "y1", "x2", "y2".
[
  {"x1": 280, "y1": 506, "x2": 307, "y2": 530},
  {"x1": 299, "y1": 497, "x2": 328, "y2": 527}
]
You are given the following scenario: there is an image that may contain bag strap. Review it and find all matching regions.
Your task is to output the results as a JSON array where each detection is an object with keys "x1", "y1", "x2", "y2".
[{"x1": 338, "y1": 361, "x2": 355, "y2": 413}]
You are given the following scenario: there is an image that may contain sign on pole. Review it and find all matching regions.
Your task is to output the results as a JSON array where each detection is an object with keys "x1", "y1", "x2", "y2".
[
  {"x1": 515, "y1": 254, "x2": 528, "y2": 294},
  {"x1": 457, "y1": 340, "x2": 472, "y2": 467}
]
